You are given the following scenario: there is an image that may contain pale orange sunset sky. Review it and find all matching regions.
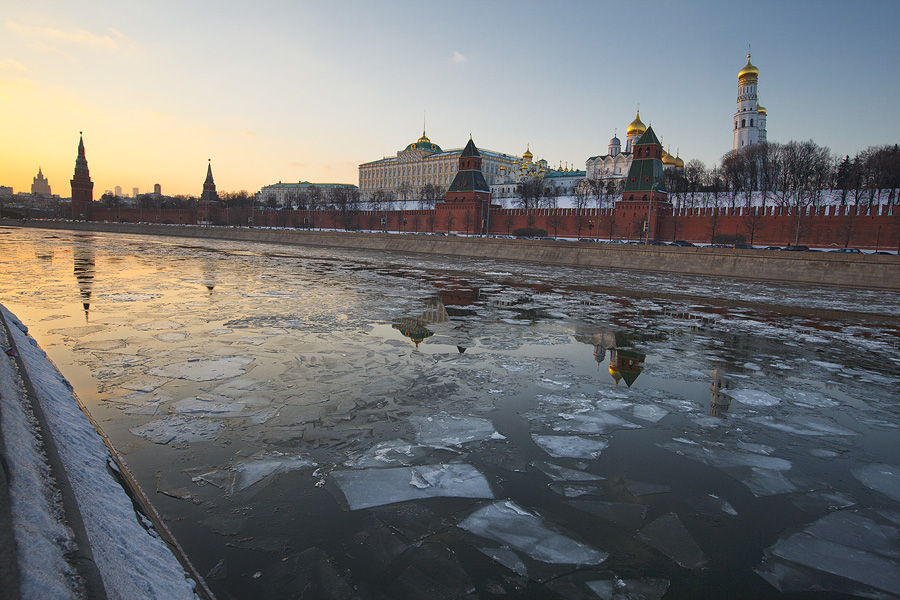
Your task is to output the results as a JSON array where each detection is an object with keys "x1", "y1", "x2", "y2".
[{"x1": 2, "y1": 0, "x2": 898, "y2": 197}]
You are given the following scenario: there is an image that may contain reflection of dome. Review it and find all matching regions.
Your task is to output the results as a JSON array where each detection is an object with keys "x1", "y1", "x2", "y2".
[
  {"x1": 626, "y1": 110, "x2": 646, "y2": 137},
  {"x1": 608, "y1": 365, "x2": 623, "y2": 384},
  {"x1": 738, "y1": 54, "x2": 759, "y2": 82},
  {"x1": 392, "y1": 320, "x2": 434, "y2": 348}
]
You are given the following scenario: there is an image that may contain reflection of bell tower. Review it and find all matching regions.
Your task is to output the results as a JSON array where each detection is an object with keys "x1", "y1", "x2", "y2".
[
  {"x1": 73, "y1": 241, "x2": 95, "y2": 321},
  {"x1": 710, "y1": 369, "x2": 731, "y2": 417},
  {"x1": 201, "y1": 258, "x2": 217, "y2": 294}
]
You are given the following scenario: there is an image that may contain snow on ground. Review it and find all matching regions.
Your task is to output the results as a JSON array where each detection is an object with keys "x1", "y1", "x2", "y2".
[{"x1": 0, "y1": 305, "x2": 198, "y2": 599}]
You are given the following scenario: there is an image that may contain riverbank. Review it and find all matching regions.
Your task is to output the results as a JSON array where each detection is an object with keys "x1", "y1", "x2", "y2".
[
  {"x1": 0, "y1": 304, "x2": 212, "y2": 599},
  {"x1": 4, "y1": 219, "x2": 899, "y2": 290}
]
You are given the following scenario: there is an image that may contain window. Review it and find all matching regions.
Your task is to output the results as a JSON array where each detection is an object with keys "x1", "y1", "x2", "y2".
[{"x1": 741, "y1": 119, "x2": 746, "y2": 128}]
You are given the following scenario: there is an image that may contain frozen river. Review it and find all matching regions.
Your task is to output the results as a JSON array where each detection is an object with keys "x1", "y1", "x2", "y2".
[{"x1": 1, "y1": 225, "x2": 899, "y2": 599}]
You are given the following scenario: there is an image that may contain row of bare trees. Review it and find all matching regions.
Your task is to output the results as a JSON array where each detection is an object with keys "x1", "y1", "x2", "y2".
[{"x1": 663, "y1": 142, "x2": 900, "y2": 214}]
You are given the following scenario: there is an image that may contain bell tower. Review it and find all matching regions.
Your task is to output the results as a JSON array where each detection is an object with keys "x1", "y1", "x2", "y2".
[{"x1": 733, "y1": 49, "x2": 767, "y2": 151}]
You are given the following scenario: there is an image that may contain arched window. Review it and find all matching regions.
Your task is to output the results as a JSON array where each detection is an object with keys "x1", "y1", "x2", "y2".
[
  {"x1": 741, "y1": 119, "x2": 746, "y2": 128},
  {"x1": 750, "y1": 119, "x2": 754, "y2": 127}
]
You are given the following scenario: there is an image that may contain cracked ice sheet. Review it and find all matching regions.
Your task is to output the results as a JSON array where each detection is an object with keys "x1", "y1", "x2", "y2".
[
  {"x1": 637, "y1": 513, "x2": 708, "y2": 569},
  {"x1": 459, "y1": 500, "x2": 607, "y2": 566},
  {"x1": 758, "y1": 511, "x2": 900, "y2": 596},
  {"x1": 330, "y1": 464, "x2": 494, "y2": 510},
  {"x1": 129, "y1": 415, "x2": 223, "y2": 444},
  {"x1": 192, "y1": 452, "x2": 317, "y2": 496},
  {"x1": 409, "y1": 415, "x2": 503, "y2": 446},
  {"x1": 148, "y1": 356, "x2": 254, "y2": 381},
  {"x1": 852, "y1": 463, "x2": 900, "y2": 503},
  {"x1": 532, "y1": 434, "x2": 608, "y2": 459},
  {"x1": 586, "y1": 578, "x2": 670, "y2": 600}
]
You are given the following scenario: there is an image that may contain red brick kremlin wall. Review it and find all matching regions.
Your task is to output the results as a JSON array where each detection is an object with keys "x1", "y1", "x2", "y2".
[{"x1": 79, "y1": 203, "x2": 900, "y2": 251}]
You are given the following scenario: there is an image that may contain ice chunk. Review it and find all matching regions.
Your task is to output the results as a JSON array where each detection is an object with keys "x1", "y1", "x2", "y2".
[
  {"x1": 637, "y1": 513, "x2": 708, "y2": 569},
  {"x1": 852, "y1": 463, "x2": 900, "y2": 503},
  {"x1": 459, "y1": 501, "x2": 607, "y2": 565},
  {"x1": 632, "y1": 404, "x2": 669, "y2": 422},
  {"x1": 548, "y1": 483, "x2": 601, "y2": 498},
  {"x1": 331, "y1": 464, "x2": 494, "y2": 510},
  {"x1": 148, "y1": 356, "x2": 254, "y2": 382},
  {"x1": 791, "y1": 491, "x2": 856, "y2": 513},
  {"x1": 550, "y1": 411, "x2": 641, "y2": 435},
  {"x1": 130, "y1": 415, "x2": 223, "y2": 444},
  {"x1": 343, "y1": 439, "x2": 461, "y2": 469},
  {"x1": 585, "y1": 578, "x2": 670, "y2": 600},
  {"x1": 728, "y1": 389, "x2": 780, "y2": 406},
  {"x1": 769, "y1": 532, "x2": 900, "y2": 594},
  {"x1": 120, "y1": 375, "x2": 169, "y2": 392},
  {"x1": 750, "y1": 415, "x2": 857, "y2": 437},
  {"x1": 410, "y1": 415, "x2": 499, "y2": 446},
  {"x1": 477, "y1": 546, "x2": 528, "y2": 577},
  {"x1": 531, "y1": 461, "x2": 605, "y2": 482},
  {"x1": 742, "y1": 467, "x2": 800, "y2": 497},
  {"x1": 154, "y1": 332, "x2": 188, "y2": 342},
  {"x1": 172, "y1": 395, "x2": 245, "y2": 418},
  {"x1": 532, "y1": 434, "x2": 608, "y2": 459}
]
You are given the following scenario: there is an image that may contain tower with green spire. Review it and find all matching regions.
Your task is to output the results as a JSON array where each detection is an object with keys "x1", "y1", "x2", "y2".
[
  {"x1": 618, "y1": 124, "x2": 671, "y2": 242},
  {"x1": 70, "y1": 133, "x2": 94, "y2": 220}
]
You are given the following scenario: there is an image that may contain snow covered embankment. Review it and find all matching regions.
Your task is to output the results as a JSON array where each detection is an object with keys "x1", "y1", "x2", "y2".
[{"x1": 0, "y1": 304, "x2": 200, "y2": 599}]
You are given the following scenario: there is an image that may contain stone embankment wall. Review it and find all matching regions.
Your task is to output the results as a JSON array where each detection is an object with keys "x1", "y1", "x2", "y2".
[{"x1": 6, "y1": 219, "x2": 899, "y2": 290}]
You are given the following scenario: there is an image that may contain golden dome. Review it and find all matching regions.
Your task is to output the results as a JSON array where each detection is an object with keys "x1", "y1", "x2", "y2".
[
  {"x1": 674, "y1": 153, "x2": 684, "y2": 169},
  {"x1": 738, "y1": 54, "x2": 759, "y2": 81},
  {"x1": 417, "y1": 130, "x2": 430, "y2": 144},
  {"x1": 523, "y1": 146, "x2": 533, "y2": 161},
  {"x1": 757, "y1": 103, "x2": 767, "y2": 115},
  {"x1": 661, "y1": 149, "x2": 675, "y2": 166},
  {"x1": 626, "y1": 110, "x2": 646, "y2": 137}
]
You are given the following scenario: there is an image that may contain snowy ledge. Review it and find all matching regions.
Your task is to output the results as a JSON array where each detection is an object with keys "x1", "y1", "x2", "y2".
[{"x1": 0, "y1": 304, "x2": 207, "y2": 599}]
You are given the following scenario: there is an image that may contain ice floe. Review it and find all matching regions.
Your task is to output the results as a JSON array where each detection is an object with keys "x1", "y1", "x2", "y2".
[
  {"x1": 129, "y1": 415, "x2": 223, "y2": 444},
  {"x1": 148, "y1": 356, "x2": 254, "y2": 381},
  {"x1": 532, "y1": 434, "x2": 608, "y2": 459},
  {"x1": 330, "y1": 463, "x2": 494, "y2": 510},
  {"x1": 459, "y1": 500, "x2": 608, "y2": 565},
  {"x1": 852, "y1": 463, "x2": 900, "y2": 503},
  {"x1": 637, "y1": 513, "x2": 708, "y2": 569},
  {"x1": 409, "y1": 414, "x2": 501, "y2": 446},
  {"x1": 728, "y1": 389, "x2": 780, "y2": 406}
]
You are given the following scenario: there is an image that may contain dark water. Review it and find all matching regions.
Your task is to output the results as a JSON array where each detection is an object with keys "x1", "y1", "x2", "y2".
[{"x1": 1, "y1": 226, "x2": 899, "y2": 599}]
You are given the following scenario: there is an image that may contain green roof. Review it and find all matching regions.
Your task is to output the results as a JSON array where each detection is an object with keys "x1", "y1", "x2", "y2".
[
  {"x1": 623, "y1": 158, "x2": 667, "y2": 193},
  {"x1": 635, "y1": 125, "x2": 661, "y2": 147}
]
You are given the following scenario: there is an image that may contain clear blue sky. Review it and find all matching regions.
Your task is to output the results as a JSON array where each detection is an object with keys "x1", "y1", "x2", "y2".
[{"x1": 2, "y1": 0, "x2": 898, "y2": 196}]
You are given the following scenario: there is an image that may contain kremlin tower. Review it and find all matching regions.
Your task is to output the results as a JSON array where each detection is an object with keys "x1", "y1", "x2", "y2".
[{"x1": 70, "y1": 133, "x2": 94, "y2": 220}]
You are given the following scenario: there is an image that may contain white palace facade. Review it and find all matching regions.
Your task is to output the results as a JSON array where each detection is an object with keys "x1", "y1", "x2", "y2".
[{"x1": 358, "y1": 132, "x2": 521, "y2": 203}]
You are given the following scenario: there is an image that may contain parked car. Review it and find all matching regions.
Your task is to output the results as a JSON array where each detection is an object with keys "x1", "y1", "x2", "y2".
[
  {"x1": 672, "y1": 240, "x2": 695, "y2": 247},
  {"x1": 764, "y1": 246, "x2": 782, "y2": 250},
  {"x1": 873, "y1": 251, "x2": 894, "y2": 256},
  {"x1": 830, "y1": 248, "x2": 862, "y2": 254},
  {"x1": 732, "y1": 243, "x2": 756, "y2": 249},
  {"x1": 781, "y1": 245, "x2": 810, "y2": 251}
]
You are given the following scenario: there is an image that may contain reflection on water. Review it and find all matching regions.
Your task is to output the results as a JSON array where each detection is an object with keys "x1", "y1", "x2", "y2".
[
  {"x1": 73, "y1": 237, "x2": 95, "y2": 322},
  {"x1": 1, "y1": 227, "x2": 900, "y2": 600}
]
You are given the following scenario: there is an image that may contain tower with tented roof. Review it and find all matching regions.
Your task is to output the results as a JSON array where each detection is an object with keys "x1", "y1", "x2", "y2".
[{"x1": 70, "y1": 133, "x2": 94, "y2": 220}]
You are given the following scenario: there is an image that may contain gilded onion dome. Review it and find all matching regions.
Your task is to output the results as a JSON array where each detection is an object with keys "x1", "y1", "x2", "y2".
[
  {"x1": 661, "y1": 148, "x2": 676, "y2": 166},
  {"x1": 738, "y1": 53, "x2": 759, "y2": 82},
  {"x1": 626, "y1": 110, "x2": 646, "y2": 137},
  {"x1": 757, "y1": 102, "x2": 767, "y2": 115},
  {"x1": 674, "y1": 152, "x2": 684, "y2": 169},
  {"x1": 522, "y1": 146, "x2": 533, "y2": 162}
]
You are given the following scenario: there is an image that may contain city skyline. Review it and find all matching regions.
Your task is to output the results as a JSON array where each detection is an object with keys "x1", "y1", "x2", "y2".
[{"x1": 2, "y1": 0, "x2": 899, "y2": 197}]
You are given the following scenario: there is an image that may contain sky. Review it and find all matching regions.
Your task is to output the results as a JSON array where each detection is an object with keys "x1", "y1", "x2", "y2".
[{"x1": 2, "y1": 0, "x2": 899, "y2": 197}]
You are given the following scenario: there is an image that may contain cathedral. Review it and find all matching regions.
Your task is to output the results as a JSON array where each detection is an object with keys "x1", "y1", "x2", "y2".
[
  {"x1": 733, "y1": 51, "x2": 767, "y2": 151},
  {"x1": 585, "y1": 110, "x2": 682, "y2": 186}
]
